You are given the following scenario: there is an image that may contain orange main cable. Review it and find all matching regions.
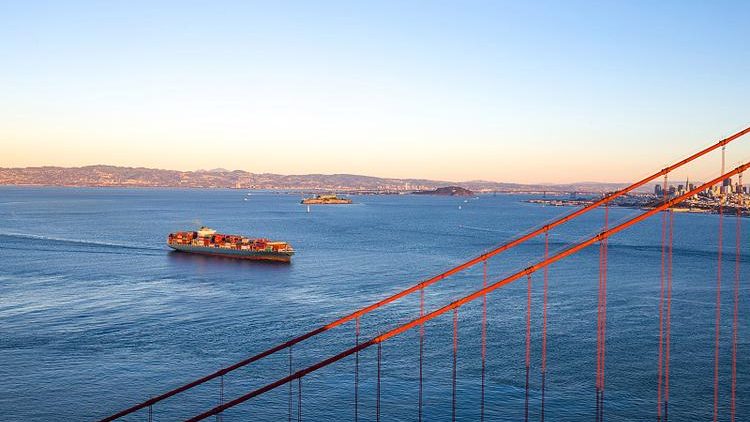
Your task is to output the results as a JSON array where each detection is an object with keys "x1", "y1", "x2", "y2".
[{"x1": 184, "y1": 162, "x2": 750, "y2": 422}]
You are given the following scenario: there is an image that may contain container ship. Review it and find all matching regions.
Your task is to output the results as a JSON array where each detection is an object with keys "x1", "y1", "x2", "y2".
[
  {"x1": 167, "y1": 227, "x2": 294, "y2": 262},
  {"x1": 301, "y1": 194, "x2": 352, "y2": 204}
]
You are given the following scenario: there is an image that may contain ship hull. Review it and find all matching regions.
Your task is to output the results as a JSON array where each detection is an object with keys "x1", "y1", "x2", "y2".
[{"x1": 168, "y1": 244, "x2": 293, "y2": 263}]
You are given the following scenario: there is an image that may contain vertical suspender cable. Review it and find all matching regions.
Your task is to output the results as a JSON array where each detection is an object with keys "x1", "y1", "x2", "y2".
[
  {"x1": 601, "y1": 204, "x2": 609, "y2": 422},
  {"x1": 599, "y1": 203, "x2": 609, "y2": 421},
  {"x1": 148, "y1": 405, "x2": 152, "y2": 422},
  {"x1": 664, "y1": 209, "x2": 674, "y2": 421},
  {"x1": 525, "y1": 274, "x2": 532, "y2": 422},
  {"x1": 657, "y1": 175, "x2": 668, "y2": 421},
  {"x1": 355, "y1": 318, "x2": 360, "y2": 422},
  {"x1": 541, "y1": 231, "x2": 549, "y2": 422},
  {"x1": 596, "y1": 203, "x2": 609, "y2": 421},
  {"x1": 596, "y1": 227, "x2": 604, "y2": 421},
  {"x1": 452, "y1": 308, "x2": 458, "y2": 422},
  {"x1": 376, "y1": 343, "x2": 381, "y2": 422},
  {"x1": 715, "y1": 146, "x2": 726, "y2": 422},
  {"x1": 419, "y1": 287, "x2": 424, "y2": 422},
  {"x1": 731, "y1": 173, "x2": 743, "y2": 422},
  {"x1": 216, "y1": 375, "x2": 224, "y2": 422},
  {"x1": 481, "y1": 259, "x2": 488, "y2": 422},
  {"x1": 297, "y1": 377, "x2": 302, "y2": 422},
  {"x1": 288, "y1": 347, "x2": 293, "y2": 422}
]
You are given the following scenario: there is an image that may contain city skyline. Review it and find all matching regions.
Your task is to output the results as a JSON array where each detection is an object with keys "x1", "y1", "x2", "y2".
[
  {"x1": 2, "y1": 1, "x2": 750, "y2": 183},
  {"x1": 655, "y1": 176, "x2": 747, "y2": 196}
]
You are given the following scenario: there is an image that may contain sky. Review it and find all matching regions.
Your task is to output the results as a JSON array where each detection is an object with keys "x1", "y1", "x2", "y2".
[{"x1": 1, "y1": 1, "x2": 749, "y2": 183}]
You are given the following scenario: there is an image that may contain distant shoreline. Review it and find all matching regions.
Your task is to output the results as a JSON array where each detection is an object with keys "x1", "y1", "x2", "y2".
[
  {"x1": 0, "y1": 165, "x2": 634, "y2": 194},
  {"x1": 0, "y1": 184, "x2": 623, "y2": 197},
  {"x1": 526, "y1": 198, "x2": 750, "y2": 217}
]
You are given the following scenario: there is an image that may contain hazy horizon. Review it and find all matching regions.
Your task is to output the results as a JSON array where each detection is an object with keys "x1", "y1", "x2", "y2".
[{"x1": 3, "y1": 1, "x2": 750, "y2": 183}]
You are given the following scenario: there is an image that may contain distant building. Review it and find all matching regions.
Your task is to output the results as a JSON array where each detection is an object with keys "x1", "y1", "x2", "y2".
[{"x1": 654, "y1": 184, "x2": 663, "y2": 195}]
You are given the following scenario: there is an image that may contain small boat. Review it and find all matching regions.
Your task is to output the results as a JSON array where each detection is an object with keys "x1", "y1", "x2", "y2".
[{"x1": 167, "y1": 227, "x2": 294, "y2": 263}]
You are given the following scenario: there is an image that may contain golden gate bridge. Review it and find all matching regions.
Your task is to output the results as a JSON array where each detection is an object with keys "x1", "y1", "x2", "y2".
[{"x1": 100, "y1": 127, "x2": 750, "y2": 422}]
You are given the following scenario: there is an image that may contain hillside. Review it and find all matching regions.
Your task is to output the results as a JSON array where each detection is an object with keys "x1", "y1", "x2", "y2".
[{"x1": 0, "y1": 165, "x2": 632, "y2": 193}]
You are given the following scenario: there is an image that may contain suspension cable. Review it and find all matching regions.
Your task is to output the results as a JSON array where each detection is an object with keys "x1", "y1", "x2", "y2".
[
  {"x1": 216, "y1": 375, "x2": 223, "y2": 422},
  {"x1": 297, "y1": 377, "x2": 302, "y2": 422},
  {"x1": 715, "y1": 146, "x2": 726, "y2": 422},
  {"x1": 664, "y1": 209, "x2": 674, "y2": 421},
  {"x1": 419, "y1": 287, "x2": 424, "y2": 422},
  {"x1": 525, "y1": 274, "x2": 532, "y2": 422},
  {"x1": 452, "y1": 308, "x2": 458, "y2": 422},
  {"x1": 541, "y1": 230, "x2": 549, "y2": 422},
  {"x1": 288, "y1": 347, "x2": 293, "y2": 422},
  {"x1": 596, "y1": 203, "x2": 609, "y2": 421},
  {"x1": 355, "y1": 318, "x2": 360, "y2": 422},
  {"x1": 101, "y1": 128, "x2": 750, "y2": 422},
  {"x1": 657, "y1": 173, "x2": 668, "y2": 421},
  {"x1": 181, "y1": 163, "x2": 750, "y2": 422},
  {"x1": 481, "y1": 259, "x2": 488, "y2": 422},
  {"x1": 376, "y1": 343, "x2": 381, "y2": 422},
  {"x1": 731, "y1": 172, "x2": 743, "y2": 422}
]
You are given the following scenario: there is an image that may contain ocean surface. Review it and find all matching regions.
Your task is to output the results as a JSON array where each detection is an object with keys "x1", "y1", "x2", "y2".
[{"x1": 0, "y1": 187, "x2": 747, "y2": 421}]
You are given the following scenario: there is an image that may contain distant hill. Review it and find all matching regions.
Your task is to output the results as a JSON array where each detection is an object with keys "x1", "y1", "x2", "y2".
[{"x1": 0, "y1": 165, "x2": 635, "y2": 193}]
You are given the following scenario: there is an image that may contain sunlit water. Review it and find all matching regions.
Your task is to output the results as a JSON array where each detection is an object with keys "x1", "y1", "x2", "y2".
[{"x1": 0, "y1": 187, "x2": 747, "y2": 421}]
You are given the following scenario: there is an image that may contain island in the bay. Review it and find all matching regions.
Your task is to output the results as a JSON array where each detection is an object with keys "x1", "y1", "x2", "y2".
[
  {"x1": 301, "y1": 194, "x2": 352, "y2": 204},
  {"x1": 412, "y1": 186, "x2": 474, "y2": 197}
]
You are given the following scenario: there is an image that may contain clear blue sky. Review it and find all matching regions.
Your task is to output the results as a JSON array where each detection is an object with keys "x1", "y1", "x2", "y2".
[{"x1": 1, "y1": 1, "x2": 749, "y2": 183}]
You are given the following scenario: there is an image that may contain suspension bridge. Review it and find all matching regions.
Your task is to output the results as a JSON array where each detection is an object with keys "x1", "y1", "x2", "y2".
[{"x1": 100, "y1": 127, "x2": 750, "y2": 421}]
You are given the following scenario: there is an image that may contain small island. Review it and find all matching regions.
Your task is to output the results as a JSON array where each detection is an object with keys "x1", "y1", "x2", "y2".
[
  {"x1": 412, "y1": 186, "x2": 474, "y2": 196},
  {"x1": 301, "y1": 194, "x2": 353, "y2": 204}
]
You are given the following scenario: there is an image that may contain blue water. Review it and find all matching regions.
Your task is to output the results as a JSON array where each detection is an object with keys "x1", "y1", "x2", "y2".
[{"x1": 0, "y1": 187, "x2": 747, "y2": 421}]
